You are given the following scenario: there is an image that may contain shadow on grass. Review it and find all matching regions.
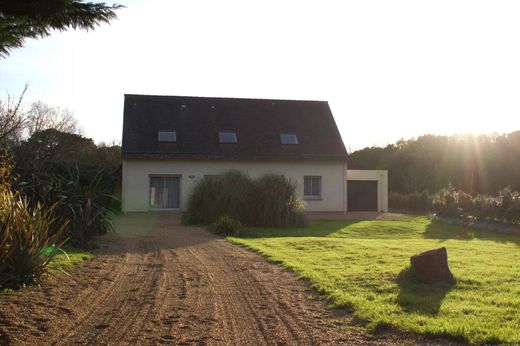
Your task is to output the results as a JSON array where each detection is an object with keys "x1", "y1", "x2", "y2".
[
  {"x1": 396, "y1": 267, "x2": 455, "y2": 315},
  {"x1": 423, "y1": 220, "x2": 520, "y2": 245}
]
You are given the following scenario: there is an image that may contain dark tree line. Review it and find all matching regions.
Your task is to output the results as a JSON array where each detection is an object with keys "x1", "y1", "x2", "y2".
[{"x1": 348, "y1": 132, "x2": 520, "y2": 195}]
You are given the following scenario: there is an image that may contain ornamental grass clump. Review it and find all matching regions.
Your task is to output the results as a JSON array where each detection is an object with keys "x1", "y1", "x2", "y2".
[
  {"x1": 252, "y1": 173, "x2": 306, "y2": 227},
  {"x1": 184, "y1": 170, "x2": 306, "y2": 228}
]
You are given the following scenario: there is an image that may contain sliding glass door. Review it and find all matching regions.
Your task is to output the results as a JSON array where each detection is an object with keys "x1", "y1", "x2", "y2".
[{"x1": 149, "y1": 176, "x2": 180, "y2": 209}]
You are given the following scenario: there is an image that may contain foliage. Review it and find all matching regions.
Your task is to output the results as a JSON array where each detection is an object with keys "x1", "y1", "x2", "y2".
[
  {"x1": 15, "y1": 128, "x2": 98, "y2": 166},
  {"x1": 8, "y1": 128, "x2": 122, "y2": 246},
  {"x1": 0, "y1": 179, "x2": 67, "y2": 288},
  {"x1": 0, "y1": 0, "x2": 123, "y2": 57},
  {"x1": 183, "y1": 170, "x2": 253, "y2": 225},
  {"x1": 390, "y1": 185, "x2": 520, "y2": 225},
  {"x1": 252, "y1": 174, "x2": 307, "y2": 227},
  {"x1": 432, "y1": 184, "x2": 465, "y2": 218},
  {"x1": 27, "y1": 101, "x2": 81, "y2": 136},
  {"x1": 18, "y1": 165, "x2": 116, "y2": 246},
  {"x1": 389, "y1": 190, "x2": 432, "y2": 212},
  {"x1": 210, "y1": 215, "x2": 243, "y2": 237},
  {"x1": 0, "y1": 85, "x2": 28, "y2": 148},
  {"x1": 184, "y1": 170, "x2": 306, "y2": 228},
  {"x1": 348, "y1": 132, "x2": 520, "y2": 195},
  {"x1": 231, "y1": 217, "x2": 520, "y2": 344}
]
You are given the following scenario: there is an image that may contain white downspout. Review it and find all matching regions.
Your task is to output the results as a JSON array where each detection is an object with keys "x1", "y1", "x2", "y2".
[{"x1": 343, "y1": 161, "x2": 347, "y2": 214}]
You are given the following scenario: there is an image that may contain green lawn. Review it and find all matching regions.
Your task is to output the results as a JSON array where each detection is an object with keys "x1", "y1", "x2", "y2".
[
  {"x1": 229, "y1": 217, "x2": 520, "y2": 344},
  {"x1": 50, "y1": 246, "x2": 92, "y2": 271}
]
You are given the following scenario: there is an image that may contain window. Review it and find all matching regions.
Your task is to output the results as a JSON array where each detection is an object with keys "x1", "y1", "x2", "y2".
[
  {"x1": 304, "y1": 176, "x2": 321, "y2": 199},
  {"x1": 158, "y1": 131, "x2": 177, "y2": 142},
  {"x1": 280, "y1": 133, "x2": 298, "y2": 145},
  {"x1": 150, "y1": 176, "x2": 180, "y2": 209},
  {"x1": 219, "y1": 131, "x2": 237, "y2": 143}
]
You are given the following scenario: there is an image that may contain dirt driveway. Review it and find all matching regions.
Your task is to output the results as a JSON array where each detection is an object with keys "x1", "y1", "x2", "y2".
[{"x1": 0, "y1": 213, "x2": 440, "y2": 345}]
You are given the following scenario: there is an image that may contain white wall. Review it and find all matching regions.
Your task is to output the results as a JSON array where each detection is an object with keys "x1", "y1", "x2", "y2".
[
  {"x1": 123, "y1": 159, "x2": 347, "y2": 212},
  {"x1": 346, "y1": 169, "x2": 388, "y2": 212}
]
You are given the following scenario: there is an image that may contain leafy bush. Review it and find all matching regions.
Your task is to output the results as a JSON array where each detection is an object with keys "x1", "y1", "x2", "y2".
[
  {"x1": 473, "y1": 194, "x2": 499, "y2": 220},
  {"x1": 432, "y1": 185, "x2": 465, "y2": 218},
  {"x1": 393, "y1": 183, "x2": 520, "y2": 225},
  {"x1": 17, "y1": 164, "x2": 116, "y2": 246},
  {"x1": 184, "y1": 170, "x2": 307, "y2": 228},
  {"x1": 210, "y1": 215, "x2": 243, "y2": 236},
  {"x1": 497, "y1": 187, "x2": 520, "y2": 223}
]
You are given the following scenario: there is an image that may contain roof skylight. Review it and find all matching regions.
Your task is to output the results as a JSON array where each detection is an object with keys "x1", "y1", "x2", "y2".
[
  {"x1": 280, "y1": 133, "x2": 298, "y2": 145},
  {"x1": 218, "y1": 131, "x2": 237, "y2": 143},
  {"x1": 158, "y1": 131, "x2": 177, "y2": 142}
]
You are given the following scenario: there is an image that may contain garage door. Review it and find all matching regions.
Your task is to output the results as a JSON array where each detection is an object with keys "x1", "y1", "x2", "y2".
[{"x1": 347, "y1": 180, "x2": 378, "y2": 211}]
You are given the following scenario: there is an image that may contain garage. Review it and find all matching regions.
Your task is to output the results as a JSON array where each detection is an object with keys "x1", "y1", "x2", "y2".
[
  {"x1": 347, "y1": 180, "x2": 378, "y2": 211},
  {"x1": 346, "y1": 170, "x2": 388, "y2": 212}
]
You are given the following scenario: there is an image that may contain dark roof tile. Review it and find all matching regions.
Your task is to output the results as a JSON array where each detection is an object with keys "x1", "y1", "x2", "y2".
[{"x1": 122, "y1": 94, "x2": 347, "y2": 161}]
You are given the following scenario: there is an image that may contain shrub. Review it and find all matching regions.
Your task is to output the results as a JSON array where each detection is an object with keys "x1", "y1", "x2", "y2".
[
  {"x1": 17, "y1": 165, "x2": 116, "y2": 246},
  {"x1": 389, "y1": 190, "x2": 432, "y2": 212},
  {"x1": 211, "y1": 215, "x2": 243, "y2": 236},
  {"x1": 252, "y1": 174, "x2": 306, "y2": 227},
  {"x1": 432, "y1": 185, "x2": 459, "y2": 217},
  {"x1": 497, "y1": 187, "x2": 520, "y2": 223},
  {"x1": 184, "y1": 170, "x2": 307, "y2": 228},
  {"x1": 0, "y1": 187, "x2": 67, "y2": 289},
  {"x1": 473, "y1": 194, "x2": 498, "y2": 220},
  {"x1": 184, "y1": 170, "x2": 253, "y2": 225}
]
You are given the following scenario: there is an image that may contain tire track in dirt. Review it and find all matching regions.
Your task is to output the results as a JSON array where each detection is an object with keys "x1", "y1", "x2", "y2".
[{"x1": 0, "y1": 213, "x2": 458, "y2": 345}]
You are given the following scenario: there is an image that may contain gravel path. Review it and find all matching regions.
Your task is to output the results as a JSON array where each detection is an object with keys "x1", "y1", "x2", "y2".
[{"x1": 0, "y1": 213, "x2": 448, "y2": 345}]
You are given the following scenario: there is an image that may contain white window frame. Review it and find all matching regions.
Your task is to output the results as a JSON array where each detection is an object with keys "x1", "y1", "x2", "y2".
[{"x1": 303, "y1": 176, "x2": 322, "y2": 200}]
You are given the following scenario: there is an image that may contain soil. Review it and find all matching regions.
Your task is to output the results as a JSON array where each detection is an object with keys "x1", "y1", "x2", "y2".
[{"x1": 0, "y1": 213, "x2": 452, "y2": 345}]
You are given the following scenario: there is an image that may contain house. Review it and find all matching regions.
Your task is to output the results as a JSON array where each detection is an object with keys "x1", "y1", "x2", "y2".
[{"x1": 121, "y1": 94, "x2": 388, "y2": 213}]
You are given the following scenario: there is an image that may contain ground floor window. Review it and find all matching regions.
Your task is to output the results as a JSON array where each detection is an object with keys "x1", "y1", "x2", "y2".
[
  {"x1": 304, "y1": 176, "x2": 322, "y2": 199},
  {"x1": 150, "y1": 176, "x2": 180, "y2": 209}
]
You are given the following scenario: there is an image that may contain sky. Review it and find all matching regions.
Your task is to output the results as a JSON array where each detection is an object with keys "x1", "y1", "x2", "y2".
[{"x1": 1, "y1": 0, "x2": 520, "y2": 152}]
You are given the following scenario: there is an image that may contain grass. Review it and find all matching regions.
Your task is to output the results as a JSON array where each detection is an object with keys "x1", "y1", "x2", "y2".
[
  {"x1": 111, "y1": 212, "x2": 158, "y2": 237},
  {"x1": 229, "y1": 216, "x2": 520, "y2": 344},
  {"x1": 50, "y1": 246, "x2": 92, "y2": 271}
]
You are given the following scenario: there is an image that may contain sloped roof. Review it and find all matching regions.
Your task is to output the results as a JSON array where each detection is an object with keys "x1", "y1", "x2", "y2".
[{"x1": 122, "y1": 94, "x2": 347, "y2": 161}]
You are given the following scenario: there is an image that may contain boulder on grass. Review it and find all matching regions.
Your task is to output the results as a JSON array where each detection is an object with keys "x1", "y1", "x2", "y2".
[{"x1": 410, "y1": 247, "x2": 455, "y2": 284}]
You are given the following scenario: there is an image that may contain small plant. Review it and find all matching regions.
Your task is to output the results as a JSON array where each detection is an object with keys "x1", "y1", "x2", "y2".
[{"x1": 211, "y1": 215, "x2": 243, "y2": 237}]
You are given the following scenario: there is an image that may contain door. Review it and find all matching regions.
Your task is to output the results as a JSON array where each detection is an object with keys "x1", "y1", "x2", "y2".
[
  {"x1": 347, "y1": 180, "x2": 378, "y2": 211},
  {"x1": 150, "y1": 176, "x2": 181, "y2": 209}
]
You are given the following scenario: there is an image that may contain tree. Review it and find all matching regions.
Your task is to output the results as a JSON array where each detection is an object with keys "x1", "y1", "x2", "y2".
[
  {"x1": 348, "y1": 132, "x2": 520, "y2": 195},
  {"x1": 27, "y1": 101, "x2": 81, "y2": 136},
  {"x1": 0, "y1": 85, "x2": 28, "y2": 149},
  {"x1": 0, "y1": 0, "x2": 123, "y2": 57},
  {"x1": 15, "y1": 128, "x2": 97, "y2": 168}
]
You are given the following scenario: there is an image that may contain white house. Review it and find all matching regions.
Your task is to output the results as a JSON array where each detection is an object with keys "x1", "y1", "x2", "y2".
[{"x1": 121, "y1": 94, "x2": 387, "y2": 213}]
